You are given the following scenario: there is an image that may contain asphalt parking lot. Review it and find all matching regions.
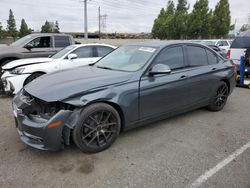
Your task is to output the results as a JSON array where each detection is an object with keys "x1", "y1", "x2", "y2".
[{"x1": 0, "y1": 88, "x2": 249, "y2": 188}]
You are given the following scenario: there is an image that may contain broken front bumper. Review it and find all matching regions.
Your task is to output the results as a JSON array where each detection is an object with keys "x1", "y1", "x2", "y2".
[
  {"x1": 1, "y1": 72, "x2": 30, "y2": 94},
  {"x1": 12, "y1": 92, "x2": 77, "y2": 151}
]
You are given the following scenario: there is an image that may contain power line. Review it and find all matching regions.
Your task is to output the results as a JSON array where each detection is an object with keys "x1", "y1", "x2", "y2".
[{"x1": 89, "y1": 0, "x2": 163, "y2": 12}]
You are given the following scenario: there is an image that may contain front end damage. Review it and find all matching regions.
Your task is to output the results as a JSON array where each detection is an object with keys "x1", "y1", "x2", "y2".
[
  {"x1": 1, "y1": 70, "x2": 31, "y2": 94},
  {"x1": 13, "y1": 89, "x2": 80, "y2": 151}
]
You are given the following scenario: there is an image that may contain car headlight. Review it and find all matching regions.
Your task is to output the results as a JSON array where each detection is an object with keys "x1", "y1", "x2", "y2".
[{"x1": 10, "y1": 67, "x2": 25, "y2": 75}]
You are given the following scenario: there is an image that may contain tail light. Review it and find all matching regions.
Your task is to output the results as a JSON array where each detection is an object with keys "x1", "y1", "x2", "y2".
[{"x1": 226, "y1": 49, "x2": 231, "y2": 59}]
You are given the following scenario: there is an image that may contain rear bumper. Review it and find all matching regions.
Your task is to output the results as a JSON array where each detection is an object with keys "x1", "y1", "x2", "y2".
[{"x1": 13, "y1": 94, "x2": 74, "y2": 151}]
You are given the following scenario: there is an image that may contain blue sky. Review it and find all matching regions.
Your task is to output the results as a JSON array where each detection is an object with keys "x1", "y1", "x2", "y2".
[{"x1": 0, "y1": 0, "x2": 249, "y2": 33}]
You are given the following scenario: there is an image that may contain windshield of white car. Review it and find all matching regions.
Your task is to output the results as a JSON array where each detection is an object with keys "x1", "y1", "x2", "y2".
[
  {"x1": 51, "y1": 46, "x2": 75, "y2": 59},
  {"x1": 10, "y1": 35, "x2": 33, "y2": 47},
  {"x1": 95, "y1": 45, "x2": 157, "y2": 72}
]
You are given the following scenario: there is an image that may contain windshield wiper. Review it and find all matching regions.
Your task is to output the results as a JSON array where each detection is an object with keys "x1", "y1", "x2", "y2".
[{"x1": 96, "y1": 66, "x2": 113, "y2": 70}]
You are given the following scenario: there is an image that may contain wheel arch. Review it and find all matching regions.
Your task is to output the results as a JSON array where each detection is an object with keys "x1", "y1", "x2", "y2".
[
  {"x1": 23, "y1": 71, "x2": 46, "y2": 86},
  {"x1": 221, "y1": 79, "x2": 230, "y2": 93},
  {"x1": 85, "y1": 100, "x2": 126, "y2": 132}
]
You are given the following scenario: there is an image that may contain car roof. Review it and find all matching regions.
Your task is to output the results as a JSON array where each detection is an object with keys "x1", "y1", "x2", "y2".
[
  {"x1": 72, "y1": 43, "x2": 117, "y2": 48},
  {"x1": 124, "y1": 40, "x2": 208, "y2": 49},
  {"x1": 28, "y1": 33, "x2": 71, "y2": 37}
]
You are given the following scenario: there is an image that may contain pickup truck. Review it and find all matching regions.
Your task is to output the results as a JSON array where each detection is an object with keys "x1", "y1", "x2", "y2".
[
  {"x1": 226, "y1": 48, "x2": 245, "y2": 64},
  {"x1": 0, "y1": 33, "x2": 75, "y2": 67}
]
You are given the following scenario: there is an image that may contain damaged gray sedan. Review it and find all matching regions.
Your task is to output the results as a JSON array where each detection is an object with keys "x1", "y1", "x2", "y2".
[{"x1": 12, "y1": 41, "x2": 236, "y2": 153}]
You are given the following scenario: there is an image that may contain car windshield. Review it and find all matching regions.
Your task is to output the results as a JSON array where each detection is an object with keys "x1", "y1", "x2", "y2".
[
  {"x1": 95, "y1": 45, "x2": 157, "y2": 72},
  {"x1": 10, "y1": 35, "x2": 33, "y2": 47},
  {"x1": 51, "y1": 46, "x2": 75, "y2": 59}
]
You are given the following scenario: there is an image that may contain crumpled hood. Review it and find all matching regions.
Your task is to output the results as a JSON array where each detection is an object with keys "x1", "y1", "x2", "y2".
[
  {"x1": 2, "y1": 58, "x2": 53, "y2": 70},
  {"x1": 25, "y1": 66, "x2": 132, "y2": 102}
]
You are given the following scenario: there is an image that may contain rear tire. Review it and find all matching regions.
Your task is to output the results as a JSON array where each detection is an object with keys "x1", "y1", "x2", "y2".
[
  {"x1": 207, "y1": 82, "x2": 229, "y2": 112},
  {"x1": 73, "y1": 103, "x2": 121, "y2": 153},
  {"x1": 24, "y1": 72, "x2": 44, "y2": 86}
]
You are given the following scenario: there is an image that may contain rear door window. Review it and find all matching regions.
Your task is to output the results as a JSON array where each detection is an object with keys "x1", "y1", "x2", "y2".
[
  {"x1": 206, "y1": 50, "x2": 218, "y2": 65},
  {"x1": 54, "y1": 36, "x2": 71, "y2": 48},
  {"x1": 186, "y1": 46, "x2": 208, "y2": 67},
  {"x1": 154, "y1": 46, "x2": 185, "y2": 70},
  {"x1": 72, "y1": 46, "x2": 94, "y2": 58}
]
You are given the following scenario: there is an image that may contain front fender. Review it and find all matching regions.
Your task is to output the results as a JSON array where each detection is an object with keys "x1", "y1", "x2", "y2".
[{"x1": 61, "y1": 87, "x2": 116, "y2": 107}]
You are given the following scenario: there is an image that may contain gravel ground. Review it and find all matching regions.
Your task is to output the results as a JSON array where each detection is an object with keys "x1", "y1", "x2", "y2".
[{"x1": 0, "y1": 88, "x2": 249, "y2": 188}]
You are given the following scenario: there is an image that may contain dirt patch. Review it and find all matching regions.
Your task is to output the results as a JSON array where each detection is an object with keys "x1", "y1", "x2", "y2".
[
  {"x1": 77, "y1": 158, "x2": 95, "y2": 174},
  {"x1": 54, "y1": 163, "x2": 75, "y2": 174}
]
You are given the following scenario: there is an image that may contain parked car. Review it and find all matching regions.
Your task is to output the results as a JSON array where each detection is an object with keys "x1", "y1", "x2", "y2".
[
  {"x1": 12, "y1": 41, "x2": 236, "y2": 153},
  {"x1": 1, "y1": 43, "x2": 116, "y2": 94},
  {"x1": 0, "y1": 33, "x2": 75, "y2": 67},
  {"x1": 203, "y1": 39, "x2": 232, "y2": 53},
  {"x1": 193, "y1": 40, "x2": 227, "y2": 58}
]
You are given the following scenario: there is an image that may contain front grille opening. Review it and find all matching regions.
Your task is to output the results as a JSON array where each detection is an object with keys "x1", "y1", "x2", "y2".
[{"x1": 22, "y1": 90, "x2": 75, "y2": 120}]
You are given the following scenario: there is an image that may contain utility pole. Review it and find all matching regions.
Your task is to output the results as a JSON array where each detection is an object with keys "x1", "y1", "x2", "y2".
[
  {"x1": 234, "y1": 18, "x2": 237, "y2": 36},
  {"x1": 98, "y1": 6, "x2": 101, "y2": 40},
  {"x1": 84, "y1": 0, "x2": 88, "y2": 40}
]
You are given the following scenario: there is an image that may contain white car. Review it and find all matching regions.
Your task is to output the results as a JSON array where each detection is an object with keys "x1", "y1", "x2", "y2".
[
  {"x1": 1, "y1": 43, "x2": 116, "y2": 94},
  {"x1": 203, "y1": 39, "x2": 232, "y2": 53}
]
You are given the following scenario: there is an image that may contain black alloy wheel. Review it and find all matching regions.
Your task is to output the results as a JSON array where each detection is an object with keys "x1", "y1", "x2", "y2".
[
  {"x1": 207, "y1": 82, "x2": 229, "y2": 111},
  {"x1": 73, "y1": 103, "x2": 121, "y2": 153},
  {"x1": 214, "y1": 84, "x2": 228, "y2": 107}
]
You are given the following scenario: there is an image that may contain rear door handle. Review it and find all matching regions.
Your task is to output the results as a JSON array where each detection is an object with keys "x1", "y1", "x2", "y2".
[{"x1": 179, "y1": 75, "x2": 188, "y2": 80}]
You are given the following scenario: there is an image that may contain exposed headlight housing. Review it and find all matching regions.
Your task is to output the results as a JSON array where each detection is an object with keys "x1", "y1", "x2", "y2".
[{"x1": 10, "y1": 67, "x2": 25, "y2": 75}]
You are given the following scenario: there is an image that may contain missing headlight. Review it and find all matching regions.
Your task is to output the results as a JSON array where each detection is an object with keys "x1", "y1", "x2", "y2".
[{"x1": 22, "y1": 90, "x2": 75, "y2": 121}]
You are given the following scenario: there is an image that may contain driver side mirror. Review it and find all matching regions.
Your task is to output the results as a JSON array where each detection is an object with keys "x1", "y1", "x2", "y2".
[
  {"x1": 68, "y1": 53, "x2": 78, "y2": 60},
  {"x1": 149, "y1": 64, "x2": 171, "y2": 75},
  {"x1": 25, "y1": 43, "x2": 34, "y2": 50}
]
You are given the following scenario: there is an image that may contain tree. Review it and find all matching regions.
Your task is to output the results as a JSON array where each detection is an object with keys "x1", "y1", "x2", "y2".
[
  {"x1": 212, "y1": 0, "x2": 231, "y2": 38},
  {"x1": 41, "y1": 20, "x2": 54, "y2": 33},
  {"x1": 54, "y1": 21, "x2": 60, "y2": 33},
  {"x1": 41, "y1": 20, "x2": 60, "y2": 33},
  {"x1": 19, "y1": 19, "x2": 32, "y2": 37},
  {"x1": 7, "y1": 9, "x2": 18, "y2": 39},
  {"x1": 152, "y1": 8, "x2": 166, "y2": 39},
  {"x1": 174, "y1": 0, "x2": 189, "y2": 39},
  {"x1": 162, "y1": 0, "x2": 176, "y2": 39},
  {"x1": 152, "y1": 0, "x2": 176, "y2": 39},
  {"x1": 0, "y1": 21, "x2": 4, "y2": 38},
  {"x1": 239, "y1": 24, "x2": 250, "y2": 32},
  {"x1": 187, "y1": 0, "x2": 211, "y2": 39}
]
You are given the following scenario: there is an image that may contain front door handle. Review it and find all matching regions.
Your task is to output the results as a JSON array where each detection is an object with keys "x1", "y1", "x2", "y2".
[
  {"x1": 179, "y1": 75, "x2": 188, "y2": 80},
  {"x1": 211, "y1": 67, "x2": 217, "y2": 71}
]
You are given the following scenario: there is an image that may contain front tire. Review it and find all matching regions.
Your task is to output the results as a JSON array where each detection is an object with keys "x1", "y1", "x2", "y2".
[
  {"x1": 73, "y1": 103, "x2": 121, "y2": 153},
  {"x1": 207, "y1": 82, "x2": 229, "y2": 112}
]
